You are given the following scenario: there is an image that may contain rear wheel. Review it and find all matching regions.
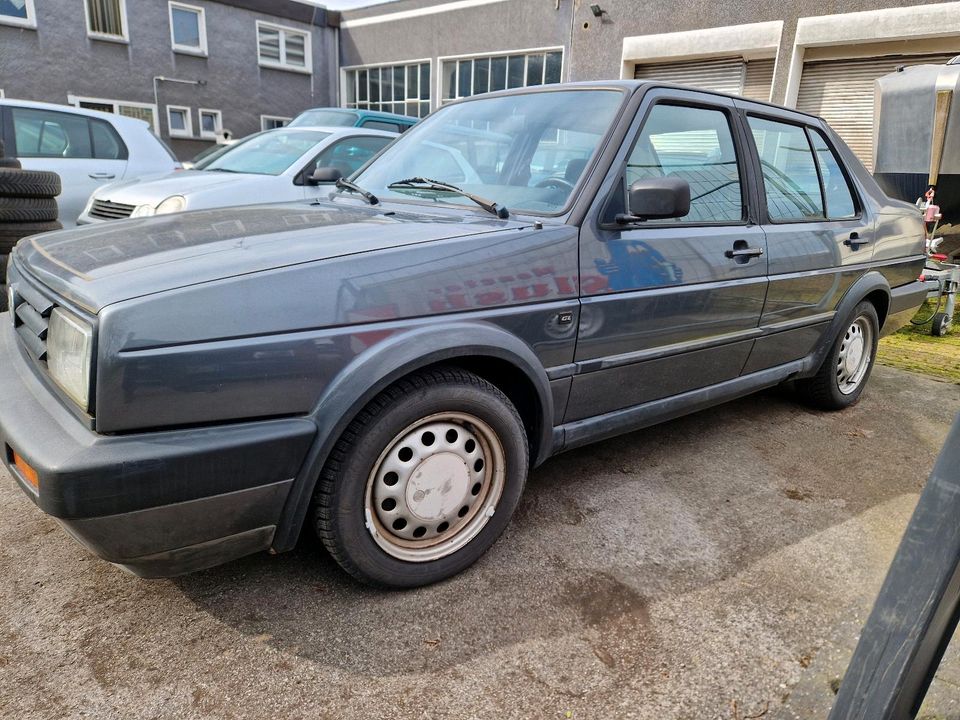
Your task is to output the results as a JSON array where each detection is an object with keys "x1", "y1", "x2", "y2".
[
  {"x1": 314, "y1": 366, "x2": 528, "y2": 588},
  {"x1": 797, "y1": 301, "x2": 879, "y2": 410}
]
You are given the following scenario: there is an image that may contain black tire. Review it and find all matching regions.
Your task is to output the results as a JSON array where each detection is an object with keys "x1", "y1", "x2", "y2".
[
  {"x1": 0, "y1": 254, "x2": 7, "y2": 294},
  {"x1": 796, "y1": 301, "x2": 879, "y2": 410},
  {"x1": 0, "y1": 221, "x2": 62, "y2": 254},
  {"x1": 314, "y1": 366, "x2": 529, "y2": 588},
  {"x1": 0, "y1": 197, "x2": 58, "y2": 223},
  {"x1": 0, "y1": 158, "x2": 21, "y2": 170},
  {"x1": 931, "y1": 312, "x2": 951, "y2": 337},
  {"x1": 0, "y1": 168, "x2": 61, "y2": 199}
]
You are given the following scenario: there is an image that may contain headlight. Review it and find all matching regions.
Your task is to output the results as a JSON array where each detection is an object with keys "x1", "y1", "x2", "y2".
[
  {"x1": 131, "y1": 204, "x2": 156, "y2": 218},
  {"x1": 155, "y1": 195, "x2": 186, "y2": 215},
  {"x1": 47, "y1": 308, "x2": 93, "y2": 411}
]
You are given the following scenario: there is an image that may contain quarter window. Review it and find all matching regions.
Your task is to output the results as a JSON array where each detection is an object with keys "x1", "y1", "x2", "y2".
[
  {"x1": 85, "y1": 0, "x2": 127, "y2": 40},
  {"x1": 442, "y1": 50, "x2": 563, "y2": 104},
  {"x1": 257, "y1": 21, "x2": 310, "y2": 73},
  {"x1": 809, "y1": 130, "x2": 857, "y2": 219},
  {"x1": 169, "y1": 2, "x2": 206, "y2": 55},
  {"x1": 345, "y1": 62, "x2": 430, "y2": 118},
  {"x1": 625, "y1": 104, "x2": 744, "y2": 224},
  {"x1": 0, "y1": 0, "x2": 36, "y2": 28},
  {"x1": 748, "y1": 117, "x2": 825, "y2": 221}
]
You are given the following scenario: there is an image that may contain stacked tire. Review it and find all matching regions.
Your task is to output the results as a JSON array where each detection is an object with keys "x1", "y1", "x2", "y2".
[{"x1": 0, "y1": 150, "x2": 62, "y2": 312}]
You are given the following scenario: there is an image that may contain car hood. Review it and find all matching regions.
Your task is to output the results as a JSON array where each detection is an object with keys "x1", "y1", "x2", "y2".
[
  {"x1": 14, "y1": 200, "x2": 530, "y2": 313},
  {"x1": 95, "y1": 170, "x2": 269, "y2": 204}
]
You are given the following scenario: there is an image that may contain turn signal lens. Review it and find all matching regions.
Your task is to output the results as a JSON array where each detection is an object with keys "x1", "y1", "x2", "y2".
[{"x1": 12, "y1": 452, "x2": 38, "y2": 489}]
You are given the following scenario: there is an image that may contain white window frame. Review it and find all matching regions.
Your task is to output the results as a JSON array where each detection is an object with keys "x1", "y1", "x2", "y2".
[
  {"x1": 67, "y1": 94, "x2": 159, "y2": 134},
  {"x1": 256, "y1": 20, "x2": 312, "y2": 74},
  {"x1": 166, "y1": 105, "x2": 193, "y2": 138},
  {"x1": 784, "y1": 3, "x2": 960, "y2": 107},
  {"x1": 0, "y1": 0, "x2": 36, "y2": 29},
  {"x1": 340, "y1": 57, "x2": 432, "y2": 116},
  {"x1": 260, "y1": 114, "x2": 292, "y2": 131},
  {"x1": 436, "y1": 47, "x2": 564, "y2": 107},
  {"x1": 198, "y1": 108, "x2": 222, "y2": 139},
  {"x1": 168, "y1": 1, "x2": 207, "y2": 56},
  {"x1": 83, "y1": 0, "x2": 129, "y2": 43}
]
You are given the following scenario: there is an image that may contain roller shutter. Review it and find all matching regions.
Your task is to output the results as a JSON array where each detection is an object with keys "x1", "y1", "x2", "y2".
[
  {"x1": 796, "y1": 53, "x2": 957, "y2": 171},
  {"x1": 634, "y1": 58, "x2": 746, "y2": 95},
  {"x1": 742, "y1": 59, "x2": 775, "y2": 101}
]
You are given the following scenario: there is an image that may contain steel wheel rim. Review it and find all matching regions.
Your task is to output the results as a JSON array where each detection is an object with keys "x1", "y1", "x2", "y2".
[
  {"x1": 364, "y1": 411, "x2": 506, "y2": 563},
  {"x1": 836, "y1": 315, "x2": 873, "y2": 395}
]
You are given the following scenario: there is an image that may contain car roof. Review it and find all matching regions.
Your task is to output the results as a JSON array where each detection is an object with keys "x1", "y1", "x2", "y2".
[
  {"x1": 0, "y1": 97, "x2": 151, "y2": 129},
  {"x1": 263, "y1": 125, "x2": 399, "y2": 138},
  {"x1": 445, "y1": 80, "x2": 824, "y2": 122},
  {"x1": 297, "y1": 107, "x2": 418, "y2": 124}
]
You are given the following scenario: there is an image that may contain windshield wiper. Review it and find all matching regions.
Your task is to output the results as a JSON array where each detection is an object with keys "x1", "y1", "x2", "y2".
[
  {"x1": 387, "y1": 177, "x2": 509, "y2": 219},
  {"x1": 335, "y1": 177, "x2": 379, "y2": 205}
]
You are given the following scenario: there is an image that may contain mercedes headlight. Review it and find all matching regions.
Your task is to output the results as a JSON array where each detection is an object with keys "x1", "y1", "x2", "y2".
[
  {"x1": 131, "y1": 204, "x2": 156, "y2": 218},
  {"x1": 47, "y1": 308, "x2": 93, "y2": 411},
  {"x1": 155, "y1": 195, "x2": 186, "y2": 215}
]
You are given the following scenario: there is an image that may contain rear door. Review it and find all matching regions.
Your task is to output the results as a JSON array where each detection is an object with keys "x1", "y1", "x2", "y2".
[
  {"x1": 9, "y1": 105, "x2": 127, "y2": 224},
  {"x1": 736, "y1": 104, "x2": 872, "y2": 373},
  {"x1": 568, "y1": 88, "x2": 768, "y2": 422}
]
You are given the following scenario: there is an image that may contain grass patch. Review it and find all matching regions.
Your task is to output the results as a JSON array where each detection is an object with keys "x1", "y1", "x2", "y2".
[{"x1": 877, "y1": 300, "x2": 960, "y2": 383}]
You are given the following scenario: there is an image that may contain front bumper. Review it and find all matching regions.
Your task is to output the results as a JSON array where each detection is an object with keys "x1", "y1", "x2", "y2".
[{"x1": 0, "y1": 321, "x2": 316, "y2": 577}]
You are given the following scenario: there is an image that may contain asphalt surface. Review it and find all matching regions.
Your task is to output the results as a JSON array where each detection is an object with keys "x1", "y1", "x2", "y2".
[{"x1": 1, "y1": 365, "x2": 958, "y2": 720}]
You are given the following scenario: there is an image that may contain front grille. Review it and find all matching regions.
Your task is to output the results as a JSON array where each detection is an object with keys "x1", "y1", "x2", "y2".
[
  {"x1": 89, "y1": 198, "x2": 135, "y2": 220},
  {"x1": 9, "y1": 281, "x2": 55, "y2": 364}
]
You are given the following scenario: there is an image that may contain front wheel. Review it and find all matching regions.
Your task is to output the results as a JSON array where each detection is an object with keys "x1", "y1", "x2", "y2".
[
  {"x1": 314, "y1": 366, "x2": 529, "y2": 588},
  {"x1": 796, "y1": 301, "x2": 879, "y2": 410}
]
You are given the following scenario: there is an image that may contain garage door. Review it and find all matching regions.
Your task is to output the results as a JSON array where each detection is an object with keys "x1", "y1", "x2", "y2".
[
  {"x1": 796, "y1": 53, "x2": 957, "y2": 171},
  {"x1": 634, "y1": 58, "x2": 775, "y2": 101}
]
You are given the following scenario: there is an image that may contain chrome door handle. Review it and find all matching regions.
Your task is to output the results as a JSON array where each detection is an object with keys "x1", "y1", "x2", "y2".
[
  {"x1": 88, "y1": 173, "x2": 116, "y2": 179},
  {"x1": 724, "y1": 247, "x2": 764, "y2": 259}
]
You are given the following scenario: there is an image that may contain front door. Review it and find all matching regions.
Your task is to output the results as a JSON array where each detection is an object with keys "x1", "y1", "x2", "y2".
[{"x1": 567, "y1": 90, "x2": 767, "y2": 422}]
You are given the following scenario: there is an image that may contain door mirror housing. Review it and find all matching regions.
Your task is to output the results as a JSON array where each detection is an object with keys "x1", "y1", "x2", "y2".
[
  {"x1": 621, "y1": 176, "x2": 691, "y2": 222},
  {"x1": 309, "y1": 166, "x2": 343, "y2": 185}
]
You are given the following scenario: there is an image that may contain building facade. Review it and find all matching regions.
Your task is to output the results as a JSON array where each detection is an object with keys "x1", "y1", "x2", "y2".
[
  {"x1": 339, "y1": 0, "x2": 960, "y2": 172},
  {"x1": 0, "y1": 0, "x2": 338, "y2": 159}
]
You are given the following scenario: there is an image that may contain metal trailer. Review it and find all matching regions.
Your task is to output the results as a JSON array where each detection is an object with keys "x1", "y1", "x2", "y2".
[{"x1": 875, "y1": 58, "x2": 960, "y2": 335}]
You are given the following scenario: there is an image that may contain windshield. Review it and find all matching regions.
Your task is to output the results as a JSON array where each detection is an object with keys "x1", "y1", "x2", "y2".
[
  {"x1": 353, "y1": 89, "x2": 623, "y2": 215},
  {"x1": 289, "y1": 109, "x2": 359, "y2": 128},
  {"x1": 202, "y1": 129, "x2": 330, "y2": 175}
]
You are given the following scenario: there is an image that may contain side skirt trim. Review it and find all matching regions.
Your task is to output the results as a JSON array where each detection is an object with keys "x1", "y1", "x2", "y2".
[{"x1": 556, "y1": 359, "x2": 805, "y2": 452}]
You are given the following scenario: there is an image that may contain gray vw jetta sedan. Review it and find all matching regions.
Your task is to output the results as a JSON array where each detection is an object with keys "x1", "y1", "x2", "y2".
[{"x1": 0, "y1": 82, "x2": 928, "y2": 587}]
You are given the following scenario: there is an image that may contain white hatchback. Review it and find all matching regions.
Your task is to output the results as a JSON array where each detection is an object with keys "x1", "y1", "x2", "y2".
[
  {"x1": 76, "y1": 127, "x2": 398, "y2": 224},
  {"x1": 0, "y1": 99, "x2": 180, "y2": 226}
]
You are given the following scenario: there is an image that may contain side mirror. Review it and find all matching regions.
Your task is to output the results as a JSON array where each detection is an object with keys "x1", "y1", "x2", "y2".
[
  {"x1": 624, "y1": 176, "x2": 691, "y2": 221},
  {"x1": 309, "y1": 166, "x2": 343, "y2": 185}
]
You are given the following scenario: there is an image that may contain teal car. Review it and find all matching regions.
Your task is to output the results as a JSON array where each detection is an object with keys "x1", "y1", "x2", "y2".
[{"x1": 288, "y1": 108, "x2": 418, "y2": 134}]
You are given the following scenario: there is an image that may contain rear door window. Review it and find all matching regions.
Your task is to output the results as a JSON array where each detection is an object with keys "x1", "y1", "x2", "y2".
[
  {"x1": 625, "y1": 103, "x2": 745, "y2": 223},
  {"x1": 12, "y1": 107, "x2": 93, "y2": 158},
  {"x1": 748, "y1": 116, "x2": 825, "y2": 222}
]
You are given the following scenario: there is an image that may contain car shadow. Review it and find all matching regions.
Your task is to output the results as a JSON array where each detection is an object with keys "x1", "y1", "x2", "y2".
[{"x1": 171, "y1": 373, "x2": 953, "y2": 676}]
